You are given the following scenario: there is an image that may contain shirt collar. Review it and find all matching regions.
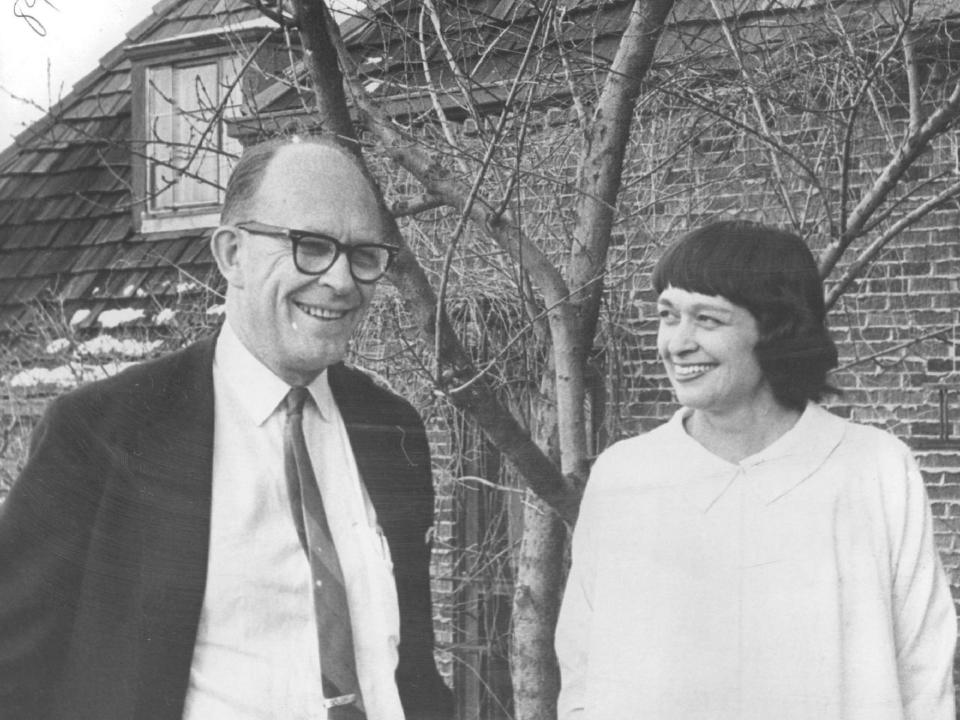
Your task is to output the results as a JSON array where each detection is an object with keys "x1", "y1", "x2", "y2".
[
  {"x1": 214, "y1": 320, "x2": 334, "y2": 426},
  {"x1": 666, "y1": 403, "x2": 847, "y2": 512}
]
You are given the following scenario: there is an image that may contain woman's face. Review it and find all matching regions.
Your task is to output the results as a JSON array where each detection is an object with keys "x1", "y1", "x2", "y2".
[{"x1": 656, "y1": 285, "x2": 774, "y2": 416}]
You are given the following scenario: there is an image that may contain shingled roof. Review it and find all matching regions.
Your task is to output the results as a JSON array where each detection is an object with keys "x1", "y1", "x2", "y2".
[{"x1": 0, "y1": 0, "x2": 273, "y2": 330}]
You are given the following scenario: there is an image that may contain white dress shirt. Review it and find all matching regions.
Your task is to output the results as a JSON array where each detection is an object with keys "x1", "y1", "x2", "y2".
[
  {"x1": 556, "y1": 403, "x2": 956, "y2": 720},
  {"x1": 182, "y1": 322, "x2": 404, "y2": 720}
]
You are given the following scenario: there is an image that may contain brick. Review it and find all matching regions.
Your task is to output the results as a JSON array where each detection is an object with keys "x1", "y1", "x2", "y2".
[
  {"x1": 935, "y1": 534, "x2": 954, "y2": 552},
  {"x1": 908, "y1": 277, "x2": 957, "y2": 293},
  {"x1": 901, "y1": 293, "x2": 940, "y2": 309},
  {"x1": 913, "y1": 309, "x2": 955, "y2": 325},
  {"x1": 856, "y1": 327, "x2": 893, "y2": 341},
  {"x1": 931, "y1": 293, "x2": 960, "y2": 308},
  {"x1": 932, "y1": 229, "x2": 960, "y2": 245},
  {"x1": 831, "y1": 372, "x2": 860, "y2": 389},
  {"x1": 916, "y1": 452, "x2": 960, "y2": 467},
  {"x1": 902, "y1": 245, "x2": 949, "y2": 262},
  {"x1": 867, "y1": 279, "x2": 906, "y2": 293},
  {"x1": 901, "y1": 261, "x2": 933, "y2": 275},
  {"x1": 884, "y1": 389, "x2": 930, "y2": 405},
  {"x1": 927, "y1": 486, "x2": 960, "y2": 500},
  {"x1": 829, "y1": 404, "x2": 853, "y2": 418},
  {"x1": 911, "y1": 421, "x2": 944, "y2": 436},
  {"x1": 848, "y1": 294, "x2": 891, "y2": 310},
  {"x1": 928, "y1": 359, "x2": 957, "y2": 373}
]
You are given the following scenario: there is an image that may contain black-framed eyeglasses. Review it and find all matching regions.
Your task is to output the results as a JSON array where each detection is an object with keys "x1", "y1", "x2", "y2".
[{"x1": 235, "y1": 220, "x2": 399, "y2": 283}]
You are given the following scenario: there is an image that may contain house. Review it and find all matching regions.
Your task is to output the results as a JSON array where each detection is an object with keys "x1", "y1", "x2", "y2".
[{"x1": 2, "y1": 0, "x2": 960, "y2": 716}]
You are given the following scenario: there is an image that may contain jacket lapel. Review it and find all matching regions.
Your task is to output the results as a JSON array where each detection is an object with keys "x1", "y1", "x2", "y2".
[
  {"x1": 327, "y1": 363, "x2": 387, "y2": 507},
  {"x1": 133, "y1": 336, "x2": 217, "y2": 718}
]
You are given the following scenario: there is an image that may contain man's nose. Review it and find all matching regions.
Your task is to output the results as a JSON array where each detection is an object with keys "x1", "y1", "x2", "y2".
[{"x1": 318, "y1": 251, "x2": 357, "y2": 290}]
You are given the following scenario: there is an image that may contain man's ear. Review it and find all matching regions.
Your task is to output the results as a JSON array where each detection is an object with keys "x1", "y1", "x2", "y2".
[{"x1": 210, "y1": 225, "x2": 245, "y2": 288}]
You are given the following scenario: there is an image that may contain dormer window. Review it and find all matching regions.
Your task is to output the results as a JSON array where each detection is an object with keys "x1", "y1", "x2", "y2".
[
  {"x1": 145, "y1": 57, "x2": 242, "y2": 215},
  {"x1": 126, "y1": 17, "x2": 284, "y2": 233}
]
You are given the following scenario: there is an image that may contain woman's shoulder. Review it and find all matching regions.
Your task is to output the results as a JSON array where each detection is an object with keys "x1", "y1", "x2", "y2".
[
  {"x1": 598, "y1": 419, "x2": 680, "y2": 460},
  {"x1": 820, "y1": 407, "x2": 913, "y2": 463},
  {"x1": 587, "y1": 417, "x2": 685, "y2": 488},
  {"x1": 809, "y1": 407, "x2": 921, "y2": 503}
]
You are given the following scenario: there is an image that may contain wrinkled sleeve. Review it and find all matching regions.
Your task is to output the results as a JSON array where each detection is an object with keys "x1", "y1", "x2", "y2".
[
  {"x1": 887, "y1": 446, "x2": 957, "y2": 720},
  {"x1": 555, "y1": 453, "x2": 607, "y2": 720}
]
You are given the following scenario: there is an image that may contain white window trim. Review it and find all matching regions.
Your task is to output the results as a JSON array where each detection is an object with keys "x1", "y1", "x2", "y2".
[
  {"x1": 140, "y1": 210, "x2": 220, "y2": 234},
  {"x1": 142, "y1": 54, "x2": 241, "y2": 229}
]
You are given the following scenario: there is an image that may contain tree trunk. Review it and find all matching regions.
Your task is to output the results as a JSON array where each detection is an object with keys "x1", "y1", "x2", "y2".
[
  {"x1": 511, "y1": 492, "x2": 567, "y2": 720},
  {"x1": 510, "y1": 376, "x2": 567, "y2": 720}
]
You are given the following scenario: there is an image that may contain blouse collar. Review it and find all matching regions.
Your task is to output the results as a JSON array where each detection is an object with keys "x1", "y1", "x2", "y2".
[{"x1": 665, "y1": 402, "x2": 847, "y2": 512}]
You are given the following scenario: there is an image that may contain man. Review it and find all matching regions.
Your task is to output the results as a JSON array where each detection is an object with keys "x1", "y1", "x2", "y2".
[{"x1": 0, "y1": 136, "x2": 453, "y2": 720}]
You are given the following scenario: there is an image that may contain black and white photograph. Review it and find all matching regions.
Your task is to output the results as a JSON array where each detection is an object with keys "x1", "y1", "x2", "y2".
[{"x1": 1, "y1": 2, "x2": 958, "y2": 719}]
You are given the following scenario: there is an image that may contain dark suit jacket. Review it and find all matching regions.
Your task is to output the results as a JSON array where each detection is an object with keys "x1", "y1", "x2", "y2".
[{"x1": 0, "y1": 336, "x2": 453, "y2": 719}]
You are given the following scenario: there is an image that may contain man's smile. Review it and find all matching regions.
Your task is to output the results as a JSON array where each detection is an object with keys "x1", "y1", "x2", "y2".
[{"x1": 293, "y1": 301, "x2": 350, "y2": 320}]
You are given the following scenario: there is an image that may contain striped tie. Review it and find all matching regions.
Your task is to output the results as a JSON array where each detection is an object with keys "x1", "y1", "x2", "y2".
[{"x1": 284, "y1": 387, "x2": 366, "y2": 720}]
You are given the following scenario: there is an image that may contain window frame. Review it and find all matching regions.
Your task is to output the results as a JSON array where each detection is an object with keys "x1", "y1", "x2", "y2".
[{"x1": 130, "y1": 44, "x2": 246, "y2": 233}]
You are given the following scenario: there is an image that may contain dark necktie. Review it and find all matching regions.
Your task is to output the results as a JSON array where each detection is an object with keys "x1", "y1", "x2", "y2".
[{"x1": 284, "y1": 387, "x2": 366, "y2": 720}]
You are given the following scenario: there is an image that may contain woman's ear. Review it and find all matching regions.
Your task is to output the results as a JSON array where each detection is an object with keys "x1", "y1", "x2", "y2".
[{"x1": 210, "y1": 225, "x2": 245, "y2": 288}]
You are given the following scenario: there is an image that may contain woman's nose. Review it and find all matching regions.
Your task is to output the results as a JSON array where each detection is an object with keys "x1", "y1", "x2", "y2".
[{"x1": 666, "y1": 318, "x2": 698, "y2": 354}]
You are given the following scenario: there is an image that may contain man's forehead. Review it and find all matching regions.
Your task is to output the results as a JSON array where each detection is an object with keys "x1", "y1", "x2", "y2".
[
  {"x1": 247, "y1": 141, "x2": 385, "y2": 236},
  {"x1": 269, "y1": 141, "x2": 362, "y2": 177},
  {"x1": 251, "y1": 143, "x2": 369, "y2": 204}
]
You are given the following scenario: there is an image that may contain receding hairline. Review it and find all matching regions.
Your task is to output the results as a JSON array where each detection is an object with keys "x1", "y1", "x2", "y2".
[{"x1": 220, "y1": 136, "x2": 375, "y2": 224}]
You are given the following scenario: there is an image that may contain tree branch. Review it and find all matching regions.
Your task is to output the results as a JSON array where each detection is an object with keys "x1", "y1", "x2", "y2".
[
  {"x1": 709, "y1": 0, "x2": 798, "y2": 227},
  {"x1": 818, "y1": 63, "x2": 960, "y2": 277},
  {"x1": 568, "y1": 0, "x2": 674, "y2": 352},
  {"x1": 825, "y1": 177, "x2": 960, "y2": 308}
]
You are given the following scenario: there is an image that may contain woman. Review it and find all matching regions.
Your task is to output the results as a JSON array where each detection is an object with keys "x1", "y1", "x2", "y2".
[{"x1": 555, "y1": 220, "x2": 956, "y2": 720}]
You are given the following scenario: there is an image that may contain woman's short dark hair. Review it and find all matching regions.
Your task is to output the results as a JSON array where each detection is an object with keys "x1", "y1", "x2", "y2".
[{"x1": 651, "y1": 219, "x2": 838, "y2": 411}]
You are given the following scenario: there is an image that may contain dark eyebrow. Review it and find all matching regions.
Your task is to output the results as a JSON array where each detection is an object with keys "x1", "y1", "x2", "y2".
[
  {"x1": 656, "y1": 296, "x2": 734, "y2": 318},
  {"x1": 294, "y1": 228, "x2": 338, "y2": 240},
  {"x1": 691, "y1": 303, "x2": 734, "y2": 318}
]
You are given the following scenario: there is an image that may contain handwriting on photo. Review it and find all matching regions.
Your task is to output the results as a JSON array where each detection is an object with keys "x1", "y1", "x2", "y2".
[{"x1": 13, "y1": 0, "x2": 58, "y2": 37}]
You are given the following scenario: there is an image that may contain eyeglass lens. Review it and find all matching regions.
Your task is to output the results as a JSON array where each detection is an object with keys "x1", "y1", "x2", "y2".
[{"x1": 296, "y1": 236, "x2": 391, "y2": 280}]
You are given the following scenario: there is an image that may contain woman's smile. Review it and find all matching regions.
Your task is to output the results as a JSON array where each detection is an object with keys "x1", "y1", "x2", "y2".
[{"x1": 669, "y1": 363, "x2": 717, "y2": 380}]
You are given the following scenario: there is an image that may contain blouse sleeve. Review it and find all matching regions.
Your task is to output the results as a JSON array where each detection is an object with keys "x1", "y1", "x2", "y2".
[{"x1": 885, "y1": 443, "x2": 957, "y2": 720}]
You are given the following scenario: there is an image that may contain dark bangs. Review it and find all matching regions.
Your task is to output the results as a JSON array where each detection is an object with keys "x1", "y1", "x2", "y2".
[{"x1": 651, "y1": 221, "x2": 824, "y2": 319}]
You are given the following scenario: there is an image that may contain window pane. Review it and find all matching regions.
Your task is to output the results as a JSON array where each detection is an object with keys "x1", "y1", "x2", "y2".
[{"x1": 146, "y1": 60, "x2": 225, "y2": 211}]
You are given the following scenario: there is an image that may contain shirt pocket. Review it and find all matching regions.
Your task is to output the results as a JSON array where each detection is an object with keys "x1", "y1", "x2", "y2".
[{"x1": 368, "y1": 524, "x2": 400, "y2": 643}]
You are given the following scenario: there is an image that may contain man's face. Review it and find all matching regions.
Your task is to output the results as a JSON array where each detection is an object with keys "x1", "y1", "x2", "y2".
[{"x1": 225, "y1": 144, "x2": 386, "y2": 385}]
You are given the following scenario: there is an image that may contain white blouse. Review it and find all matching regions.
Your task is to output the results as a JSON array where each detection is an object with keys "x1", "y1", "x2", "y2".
[{"x1": 556, "y1": 403, "x2": 956, "y2": 720}]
